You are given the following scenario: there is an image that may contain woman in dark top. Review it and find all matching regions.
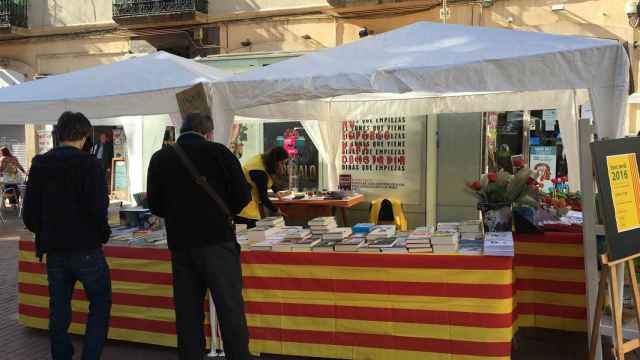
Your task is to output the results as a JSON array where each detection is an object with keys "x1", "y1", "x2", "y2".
[{"x1": 236, "y1": 147, "x2": 289, "y2": 228}]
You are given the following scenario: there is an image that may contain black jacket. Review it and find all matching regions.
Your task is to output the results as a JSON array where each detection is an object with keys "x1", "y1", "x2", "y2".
[
  {"x1": 147, "y1": 133, "x2": 251, "y2": 251},
  {"x1": 23, "y1": 146, "x2": 110, "y2": 258}
]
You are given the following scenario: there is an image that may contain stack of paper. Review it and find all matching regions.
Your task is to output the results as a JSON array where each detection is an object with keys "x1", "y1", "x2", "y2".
[
  {"x1": 248, "y1": 227, "x2": 282, "y2": 243},
  {"x1": 308, "y1": 217, "x2": 338, "y2": 235},
  {"x1": 431, "y1": 231, "x2": 459, "y2": 254},
  {"x1": 366, "y1": 225, "x2": 396, "y2": 241},
  {"x1": 484, "y1": 232, "x2": 514, "y2": 257},
  {"x1": 256, "y1": 216, "x2": 285, "y2": 228}
]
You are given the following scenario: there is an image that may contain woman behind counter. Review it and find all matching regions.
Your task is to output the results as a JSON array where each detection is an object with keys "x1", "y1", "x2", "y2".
[
  {"x1": 236, "y1": 147, "x2": 289, "y2": 228},
  {"x1": 0, "y1": 147, "x2": 26, "y2": 206}
]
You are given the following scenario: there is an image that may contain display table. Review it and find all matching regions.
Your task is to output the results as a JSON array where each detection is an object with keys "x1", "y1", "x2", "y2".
[
  {"x1": 17, "y1": 239, "x2": 212, "y2": 348},
  {"x1": 513, "y1": 231, "x2": 587, "y2": 332},
  {"x1": 18, "y1": 238, "x2": 515, "y2": 360},
  {"x1": 272, "y1": 194, "x2": 365, "y2": 225}
]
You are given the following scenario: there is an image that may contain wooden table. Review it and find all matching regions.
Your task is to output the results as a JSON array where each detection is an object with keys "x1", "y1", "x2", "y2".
[{"x1": 271, "y1": 194, "x2": 365, "y2": 225}]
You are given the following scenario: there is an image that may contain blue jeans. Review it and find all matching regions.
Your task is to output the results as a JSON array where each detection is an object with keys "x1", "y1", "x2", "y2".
[{"x1": 46, "y1": 248, "x2": 112, "y2": 360}]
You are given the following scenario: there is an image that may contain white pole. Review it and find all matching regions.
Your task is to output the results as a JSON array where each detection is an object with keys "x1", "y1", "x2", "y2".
[
  {"x1": 578, "y1": 118, "x2": 602, "y2": 360},
  {"x1": 207, "y1": 292, "x2": 225, "y2": 357}
]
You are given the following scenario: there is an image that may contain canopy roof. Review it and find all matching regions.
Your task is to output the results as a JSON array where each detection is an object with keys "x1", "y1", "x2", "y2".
[
  {"x1": 0, "y1": 51, "x2": 228, "y2": 124},
  {"x1": 211, "y1": 21, "x2": 629, "y2": 140}
]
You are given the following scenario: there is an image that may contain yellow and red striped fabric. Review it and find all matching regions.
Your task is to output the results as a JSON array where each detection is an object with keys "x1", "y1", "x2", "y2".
[
  {"x1": 242, "y1": 251, "x2": 516, "y2": 360},
  {"x1": 18, "y1": 240, "x2": 212, "y2": 348},
  {"x1": 514, "y1": 232, "x2": 587, "y2": 332}
]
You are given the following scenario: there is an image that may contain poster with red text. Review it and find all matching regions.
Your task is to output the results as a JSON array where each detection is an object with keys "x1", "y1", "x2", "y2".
[{"x1": 340, "y1": 116, "x2": 425, "y2": 205}]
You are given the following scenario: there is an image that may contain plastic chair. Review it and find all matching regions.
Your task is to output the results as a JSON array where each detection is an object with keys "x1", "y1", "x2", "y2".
[{"x1": 368, "y1": 198, "x2": 408, "y2": 231}]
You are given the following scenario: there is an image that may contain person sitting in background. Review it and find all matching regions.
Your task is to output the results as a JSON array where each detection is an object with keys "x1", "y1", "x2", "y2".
[
  {"x1": 235, "y1": 147, "x2": 289, "y2": 228},
  {"x1": 23, "y1": 111, "x2": 112, "y2": 360},
  {"x1": 0, "y1": 146, "x2": 26, "y2": 206}
]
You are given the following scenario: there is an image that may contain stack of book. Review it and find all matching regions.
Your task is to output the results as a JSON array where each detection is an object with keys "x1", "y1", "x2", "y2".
[
  {"x1": 381, "y1": 233, "x2": 409, "y2": 253},
  {"x1": 430, "y1": 231, "x2": 459, "y2": 254},
  {"x1": 484, "y1": 232, "x2": 514, "y2": 257},
  {"x1": 459, "y1": 220, "x2": 483, "y2": 240},
  {"x1": 359, "y1": 236, "x2": 399, "y2": 253},
  {"x1": 312, "y1": 238, "x2": 340, "y2": 252},
  {"x1": 406, "y1": 226, "x2": 433, "y2": 253},
  {"x1": 352, "y1": 223, "x2": 375, "y2": 235},
  {"x1": 285, "y1": 228, "x2": 312, "y2": 242},
  {"x1": 256, "y1": 216, "x2": 285, "y2": 228},
  {"x1": 248, "y1": 226, "x2": 281, "y2": 243},
  {"x1": 291, "y1": 236, "x2": 322, "y2": 252},
  {"x1": 335, "y1": 233, "x2": 366, "y2": 252},
  {"x1": 250, "y1": 238, "x2": 285, "y2": 251},
  {"x1": 437, "y1": 222, "x2": 460, "y2": 232},
  {"x1": 366, "y1": 225, "x2": 396, "y2": 241},
  {"x1": 308, "y1": 217, "x2": 338, "y2": 235},
  {"x1": 457, "y1": 239, "x2": 484, "y2": 254},
  {"x1": 323, "y1": 227, "x2": 353, "y2": 241}
]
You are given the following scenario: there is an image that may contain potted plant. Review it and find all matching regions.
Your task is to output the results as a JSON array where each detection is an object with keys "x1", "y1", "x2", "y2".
[{"x1": 468, "y1": 166, "x2": 540, "y2": 233}]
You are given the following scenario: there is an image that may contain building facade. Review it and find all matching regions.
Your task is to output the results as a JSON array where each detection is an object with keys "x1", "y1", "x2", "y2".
[{"x1": 0, "y1": 0, "x2": 638, "y2": 166}]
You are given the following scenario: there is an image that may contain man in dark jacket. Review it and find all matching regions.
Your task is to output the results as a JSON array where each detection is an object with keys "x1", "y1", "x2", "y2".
[
  {"x1": 23, "y1": 111, "x2": 112, "y2": 360},
  {"x1": 147, "y1": 112, "x2": 252, "y2": 360}
]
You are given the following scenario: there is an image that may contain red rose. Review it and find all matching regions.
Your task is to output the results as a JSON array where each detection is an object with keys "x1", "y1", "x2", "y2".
[
  {"x1": 513, "y1": 159, "x2": 525, "y2": 168},
  {"x1": 527, "y1": 177, "x2": 536, "y2": 185},
  {"x1": 551, "y1": 178, "x2": 558, "y2": 185},
  {"x1": 487, "y1": 173, "x2": 497, "y2": 182},
  {"x1": 470, "y1": 181, "x2": 482, "y2": 191},
  {"x1": 562, "y1": 176, "x2": 568, "y2": 183}
]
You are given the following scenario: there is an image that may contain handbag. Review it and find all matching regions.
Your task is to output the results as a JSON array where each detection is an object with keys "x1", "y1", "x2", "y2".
[{"x1": 171, "y1": 143, "x2": 235, "y2": 231}]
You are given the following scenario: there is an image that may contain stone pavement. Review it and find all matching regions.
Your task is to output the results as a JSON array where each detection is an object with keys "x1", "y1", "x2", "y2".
[{"x1": 0, "y1": 208, "x2": 594, "y2": 360}]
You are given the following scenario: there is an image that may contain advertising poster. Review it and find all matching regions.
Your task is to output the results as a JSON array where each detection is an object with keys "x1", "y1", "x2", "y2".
[
  {"x1": 530, "y1": 146, "x2": 557, "y2": 191},
  {"x1": 606, "y1": 153, "x2": 640, "y2": 232},
  {"x1": 37, "y1": 130, "x2": 53, "y2": 154},
  {"x1": 340, "y1": 116, "x2": 425, "y2": 205}
]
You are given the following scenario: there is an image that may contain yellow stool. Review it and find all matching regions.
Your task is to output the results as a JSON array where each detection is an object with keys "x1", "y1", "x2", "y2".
[{"x1": 369, "y1": 198, "x2": 408, "y2": 231}]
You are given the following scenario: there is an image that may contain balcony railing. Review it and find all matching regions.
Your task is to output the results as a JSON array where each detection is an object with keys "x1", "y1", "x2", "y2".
[
  {"x1": 113, "y1": 0, "x2": 208, "y2": 20},
  {"x1": 0, "y1": 0, "x2": 28, "y2": 29}
]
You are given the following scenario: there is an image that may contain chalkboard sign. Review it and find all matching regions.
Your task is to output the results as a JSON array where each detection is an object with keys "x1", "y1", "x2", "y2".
[
  {"x1": 111, "y1": 158, "x2": 129, "y2": 200},
  {"x1": 591, "y1": 137, "x2": 640, "y2": 261}
]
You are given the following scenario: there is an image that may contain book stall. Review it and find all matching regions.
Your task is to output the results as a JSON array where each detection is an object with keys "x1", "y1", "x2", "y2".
[{"x1": 10, "y1": 22, "x2": 632, "y2": 360}]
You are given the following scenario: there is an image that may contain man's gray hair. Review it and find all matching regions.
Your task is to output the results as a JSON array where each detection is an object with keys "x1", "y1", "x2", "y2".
[{"x1": 180, "y1": 112, "x2": 214, "y2": 135}]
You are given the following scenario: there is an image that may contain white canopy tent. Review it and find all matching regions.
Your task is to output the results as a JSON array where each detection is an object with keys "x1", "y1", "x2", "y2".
[
  {"x1": 0, "y1": 51, "x2": 229, "y2": 197},
  {"x1": 209, "y1": 21, "x2": 629, "y2": 191},
  {"x1": 0, "y1": 51, "x2": 228, "y2": 123}
]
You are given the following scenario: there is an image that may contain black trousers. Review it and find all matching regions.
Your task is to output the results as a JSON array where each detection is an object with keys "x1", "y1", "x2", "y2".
[{"x1": 170, "y1": 241, "x2": 250, "y2": 360}]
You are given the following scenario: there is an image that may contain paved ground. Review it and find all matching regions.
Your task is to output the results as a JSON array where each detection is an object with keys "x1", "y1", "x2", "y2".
[{"x1": 0, "y1": 208, "x2": 601, "y2": 359}]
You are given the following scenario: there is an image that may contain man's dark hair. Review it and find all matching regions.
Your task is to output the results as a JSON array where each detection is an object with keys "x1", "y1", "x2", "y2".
[
  {"x1": 180, "y1": 112, "x2": 214, "y2": 135},
  {"x1": 56, "y1": 111, "x2": 92, "y2": 142},
  {"x1": 262, "y1": 146, "x2": 289, "y2": 175}
]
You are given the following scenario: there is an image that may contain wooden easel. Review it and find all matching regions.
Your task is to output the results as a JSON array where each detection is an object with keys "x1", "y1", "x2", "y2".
[{"x1": 590, "y1": 253, "x2": 640, "y2": 360}]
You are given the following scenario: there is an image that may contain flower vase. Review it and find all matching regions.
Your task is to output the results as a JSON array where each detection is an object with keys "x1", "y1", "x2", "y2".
[{"x1": 478, "y1": 202, "x2": 513, "y2": 233}]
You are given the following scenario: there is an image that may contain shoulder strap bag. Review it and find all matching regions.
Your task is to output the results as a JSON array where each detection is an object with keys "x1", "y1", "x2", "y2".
[{"x1": 171, "y1": 143, "x2": 234, "y2": 230}]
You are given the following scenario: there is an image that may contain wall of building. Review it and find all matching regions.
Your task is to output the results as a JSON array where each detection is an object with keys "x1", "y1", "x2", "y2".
[
  {"x1": 210, "y1": 0, "x2": 329, "y2": 15},
  {"x1": 29, "y1": 0, "x2": 114, "y2": 29},
  {"x1": 0, "y1": 37, "x2": 129, "y2": 75},
  {"x1": 220, "y1": 15, "x2": 335, "y2": 53}
]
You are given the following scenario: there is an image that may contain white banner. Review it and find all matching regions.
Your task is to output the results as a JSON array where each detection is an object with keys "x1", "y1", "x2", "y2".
[{"x1": 340, "y1": 116, "x2": 425, "y2": 205}]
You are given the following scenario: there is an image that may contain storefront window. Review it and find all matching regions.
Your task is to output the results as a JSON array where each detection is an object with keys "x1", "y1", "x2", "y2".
[{"x1": 486, "y1": 109, "x2": 567, "y2": 182}]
